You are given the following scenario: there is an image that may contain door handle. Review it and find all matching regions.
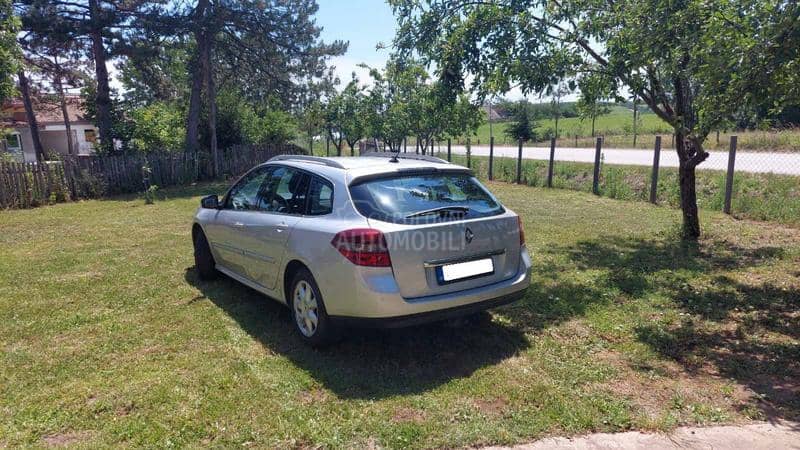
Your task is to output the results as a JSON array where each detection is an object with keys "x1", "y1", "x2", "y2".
[
  {"x1": 276, "y1": 222, "x2": 288, "y2": 232},
  {"x1": 233, "y1": 222, "x2": 245, "y2": 228}
]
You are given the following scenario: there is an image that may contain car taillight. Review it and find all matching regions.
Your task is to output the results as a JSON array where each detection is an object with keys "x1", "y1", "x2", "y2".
[
  {"x1": 331, "y1": 228, "x2": 392, "y2": 267},
  {"x1": 517, "y1": 216, "x2": 525, "y2": 246}
]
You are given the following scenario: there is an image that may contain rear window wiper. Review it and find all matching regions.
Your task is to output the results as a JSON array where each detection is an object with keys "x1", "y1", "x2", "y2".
[{"x1": 405, "y1": 206, "x2": 470, "y2": 218}]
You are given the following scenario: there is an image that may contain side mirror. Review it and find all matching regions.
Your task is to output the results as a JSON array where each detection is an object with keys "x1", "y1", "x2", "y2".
[{"x1": 201, "y1": 194, "x2": 220, "y2": 209}]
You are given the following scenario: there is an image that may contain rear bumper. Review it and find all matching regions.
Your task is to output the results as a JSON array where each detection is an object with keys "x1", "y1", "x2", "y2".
[
  {"x1": 330, "y1": 288, "x2": 524, "y2": 328},
  {"x1": 319, "y1": 246, "x2": 532, "y2": 322}
]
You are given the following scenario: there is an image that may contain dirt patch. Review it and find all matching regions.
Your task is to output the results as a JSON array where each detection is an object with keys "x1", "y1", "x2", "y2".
[
  {"x1": 41, "y1": 431, "x2": 92, "y2": 447},
  {"x1": 592, "y1": 349, "x2": 754, "y2": 424},
  {"x1": 473, "y1": 397, "x2": 509, "y2": 417},
  {"x1": 297, "y1": 388, "x2": 329, "y2": 405},
  {"x1": 115, "y1": 402, "x2": 135, "y2": 417},
  {"x1": 392, "y1": 406, "x2": 426, "y2": 424}
]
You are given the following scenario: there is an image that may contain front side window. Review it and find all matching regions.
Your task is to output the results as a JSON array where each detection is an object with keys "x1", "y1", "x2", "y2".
[
  {"x1": 349, "y1": 172, "x2": 504, "y2": 224},
  {"x1": 226, "y1": 167, "x2": 272, "y2": 211}
]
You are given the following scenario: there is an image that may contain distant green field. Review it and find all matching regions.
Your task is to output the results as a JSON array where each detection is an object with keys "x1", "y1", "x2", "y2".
[
  {"x1": 473, "y1": 106, "x2": 672, "y2": 146},
  {"x1": 297, "y1": 104, "x2": 800, "y2": 153}
]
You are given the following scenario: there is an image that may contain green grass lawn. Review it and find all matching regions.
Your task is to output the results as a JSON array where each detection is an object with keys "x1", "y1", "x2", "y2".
[{"x1": 2, "y1": 182, "x2": 799, "y2": 447}]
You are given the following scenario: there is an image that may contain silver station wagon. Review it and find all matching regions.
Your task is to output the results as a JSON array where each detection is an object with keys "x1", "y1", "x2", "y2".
[{"x1": 192, "y1": 153, "x2": 532, "y2": 346}]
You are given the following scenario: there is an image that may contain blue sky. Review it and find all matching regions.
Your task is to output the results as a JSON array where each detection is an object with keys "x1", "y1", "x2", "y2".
[
  {"x1": 313, "y1": 0, "x2": 533, "y2": 100},
  {"x1": 315, "y1": 0, "x2": 397, "y2": 84}
]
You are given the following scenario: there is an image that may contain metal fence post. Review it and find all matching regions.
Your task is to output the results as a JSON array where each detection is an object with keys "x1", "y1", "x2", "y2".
[
  {"x1": 592, "y1": 137, "x2": 602, "y2": 195},
  {"x1": 403, "y1": 137, "x2": 407, "y2": 153},
  {"x1": 547, "y1": 137, "x2": 555, "y2": 188},
  {"x1": 516, "y1": 139, "x2": 523, "y2": 184},
  {"x1": 416, "y1": 139, "x2": 419, "y2": 154},
  {"x1": 724, "y1": 135, "x2": 738, "y2": 214},
  {"x1": 325, "y1": 135, "x2": 330, "y2": 157},
  {"x1": 447, "y1": 139, "x2": 451, "y2": 162},
  {"x1": 488, "y1": 136, "x2": 494, "y2": 180},
  {"x1": 649, "y1": 136, "x2": 662, "y2": 204}
]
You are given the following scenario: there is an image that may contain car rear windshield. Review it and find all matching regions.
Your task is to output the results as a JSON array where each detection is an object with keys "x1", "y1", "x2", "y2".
[{"x1": 349, "y1": 172, "x2": 504, "y2": 224}]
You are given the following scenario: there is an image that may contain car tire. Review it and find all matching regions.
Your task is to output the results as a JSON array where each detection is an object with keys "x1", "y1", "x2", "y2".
[
  {"x1": 193, "y1": 229, "x2": 218, "y2": 280},
  {"x1": 289, "y1": 268, "x2": 337, "y2": 347}
]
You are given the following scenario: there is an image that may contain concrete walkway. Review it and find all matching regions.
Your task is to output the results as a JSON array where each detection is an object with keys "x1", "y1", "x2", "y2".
[
  {"x1": 445, "y1": 145, "x2": 800, "y2": 175},
  {"x1": 485, "y1": 421, "x2": 800, "y2": 449}
]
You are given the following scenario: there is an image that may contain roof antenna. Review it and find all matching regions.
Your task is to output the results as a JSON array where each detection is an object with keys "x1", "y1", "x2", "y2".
[{"x1": 389, "y1": 148, "x2": 400, "y2": 163}]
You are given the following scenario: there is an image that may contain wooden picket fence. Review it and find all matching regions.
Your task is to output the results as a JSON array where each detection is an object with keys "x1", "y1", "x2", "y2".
[{"x1": 0, "y1": 143, "x2": 305, "y2": 209}]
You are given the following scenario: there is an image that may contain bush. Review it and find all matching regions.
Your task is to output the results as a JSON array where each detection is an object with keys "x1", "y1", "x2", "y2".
[
  {"x1": 130, "y1": 102, "x2": 185, "y2": 152},
  {"x1": 213, "y1": 91, "x2": 298, "y2": 148}
]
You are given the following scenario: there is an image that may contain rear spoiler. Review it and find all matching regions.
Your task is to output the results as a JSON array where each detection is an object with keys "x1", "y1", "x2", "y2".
[{"x1": 348, "y1": 166, "x2": 474, "y2": 187}]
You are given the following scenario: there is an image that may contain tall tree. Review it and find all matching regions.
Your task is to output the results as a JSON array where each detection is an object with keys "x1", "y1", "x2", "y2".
[
  {"x1": 391, "y1": 0, "x2": 800, "y2": 239},
  {"x1": 177, "y1": 0, "x2": 346, "y2": 175},
  {"x1": 0, "y1": 0, "x2": 19, "y2": 104},
  {"x1": 323, "y1": 77, "x2": 370, "y2": 155},
  {"x1": 363, "y1": 62, "x2": 412, "y2": 152},
  {"x1": 18, "y1": 30, "x2": 88, "y2": 156},
  {"x1": 362, "y1": 59, "x2": 482, "y2": 154},
  {"x1": 15, "y1": 0, "x2": 157, "y2": 152},
  {"x1": 16, "y1": 70, "x2": 45, "y2": 161}
]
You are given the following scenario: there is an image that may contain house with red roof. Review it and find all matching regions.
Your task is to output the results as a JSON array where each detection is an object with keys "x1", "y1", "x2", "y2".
[{"x1": 1, "y1": 95, "x2": 98, "y2": 162}]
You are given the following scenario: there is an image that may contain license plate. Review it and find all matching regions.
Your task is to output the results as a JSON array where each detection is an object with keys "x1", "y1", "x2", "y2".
[{"x1": 439, "y1": 258, "x2": 494, "y2": 282}]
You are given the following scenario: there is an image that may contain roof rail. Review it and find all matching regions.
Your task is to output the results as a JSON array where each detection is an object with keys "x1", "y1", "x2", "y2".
[
  {"x1": 359, "y1": 151, "x2": 450, "y2": 164},
  {"x1": 268, "y1": 154, "x2": 346, "y2": 169}
]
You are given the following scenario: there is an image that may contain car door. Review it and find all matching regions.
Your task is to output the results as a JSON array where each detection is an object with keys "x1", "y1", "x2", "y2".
[
  {"x1": 231, "y1": 165, "x2": 309, "y2": 290},
  {"x1": 206, "y1": 166, "x2": 274, "y2": 276}
]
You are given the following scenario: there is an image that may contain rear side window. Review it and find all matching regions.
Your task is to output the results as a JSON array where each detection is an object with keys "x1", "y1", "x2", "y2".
[
  {"x1": 349, "y1": 173, "x2": 503, "y2": 224},
  {"x1": 307, "y1": 177, "x2": 334, "y2": 215}
]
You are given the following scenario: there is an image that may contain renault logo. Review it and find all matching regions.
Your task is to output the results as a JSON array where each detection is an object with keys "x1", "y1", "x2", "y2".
[{"x1": 465, "y1": 227, "x2": 474, "y2": 244}]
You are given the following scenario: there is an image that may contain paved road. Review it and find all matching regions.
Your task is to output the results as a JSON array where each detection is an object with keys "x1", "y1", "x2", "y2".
[
  {"x1": 485, "y1": 421, "x2": 800, "y2": 450},
  {"x1": 443, "y1": 145, "x2": 800, "y2": 175}
]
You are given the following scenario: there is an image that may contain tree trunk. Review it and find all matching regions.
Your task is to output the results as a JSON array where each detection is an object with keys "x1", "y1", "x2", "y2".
[
  {"x1": 185, "y1": 0, "x2": 209, "y2": 154},
  {"x1": 632, "y1": 95, "x2": 638, "y2": 147},
  {"x1": 676, "y1": 135, "x2": 701, "y2": 239},
  {"x1": 185, "y1": 62, "x2": 204, "y2": 154},
  {"x1": 202, "y1": 31, "x2": 218, "y2": 178},
  {"x1": 591, "y1": 115, "x2": 596, "y2": 137},
  {"x1": 89, "y1": 0, "x2": 113, "y2": 153},
  {"x1": 55, "y1": 76, "x2": 75, "y2": 156},
  {"x1": 554, "y1": 115, "x2": 559, "y2": 140},
  {"x1": 17, "y1": 70, "x2": 45, "y2": 161},
  {"x1": 327, "y1": 130, "x2": 342, "y2": 155}
]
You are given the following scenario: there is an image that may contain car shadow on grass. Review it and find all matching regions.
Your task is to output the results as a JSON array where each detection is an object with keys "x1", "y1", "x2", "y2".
[
  {"x1": 185, "y1": 268, "x2": 531, "y2": 400},
  {"x1": 562, "y1": 235, "x2": 800, "y2": 422}
]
